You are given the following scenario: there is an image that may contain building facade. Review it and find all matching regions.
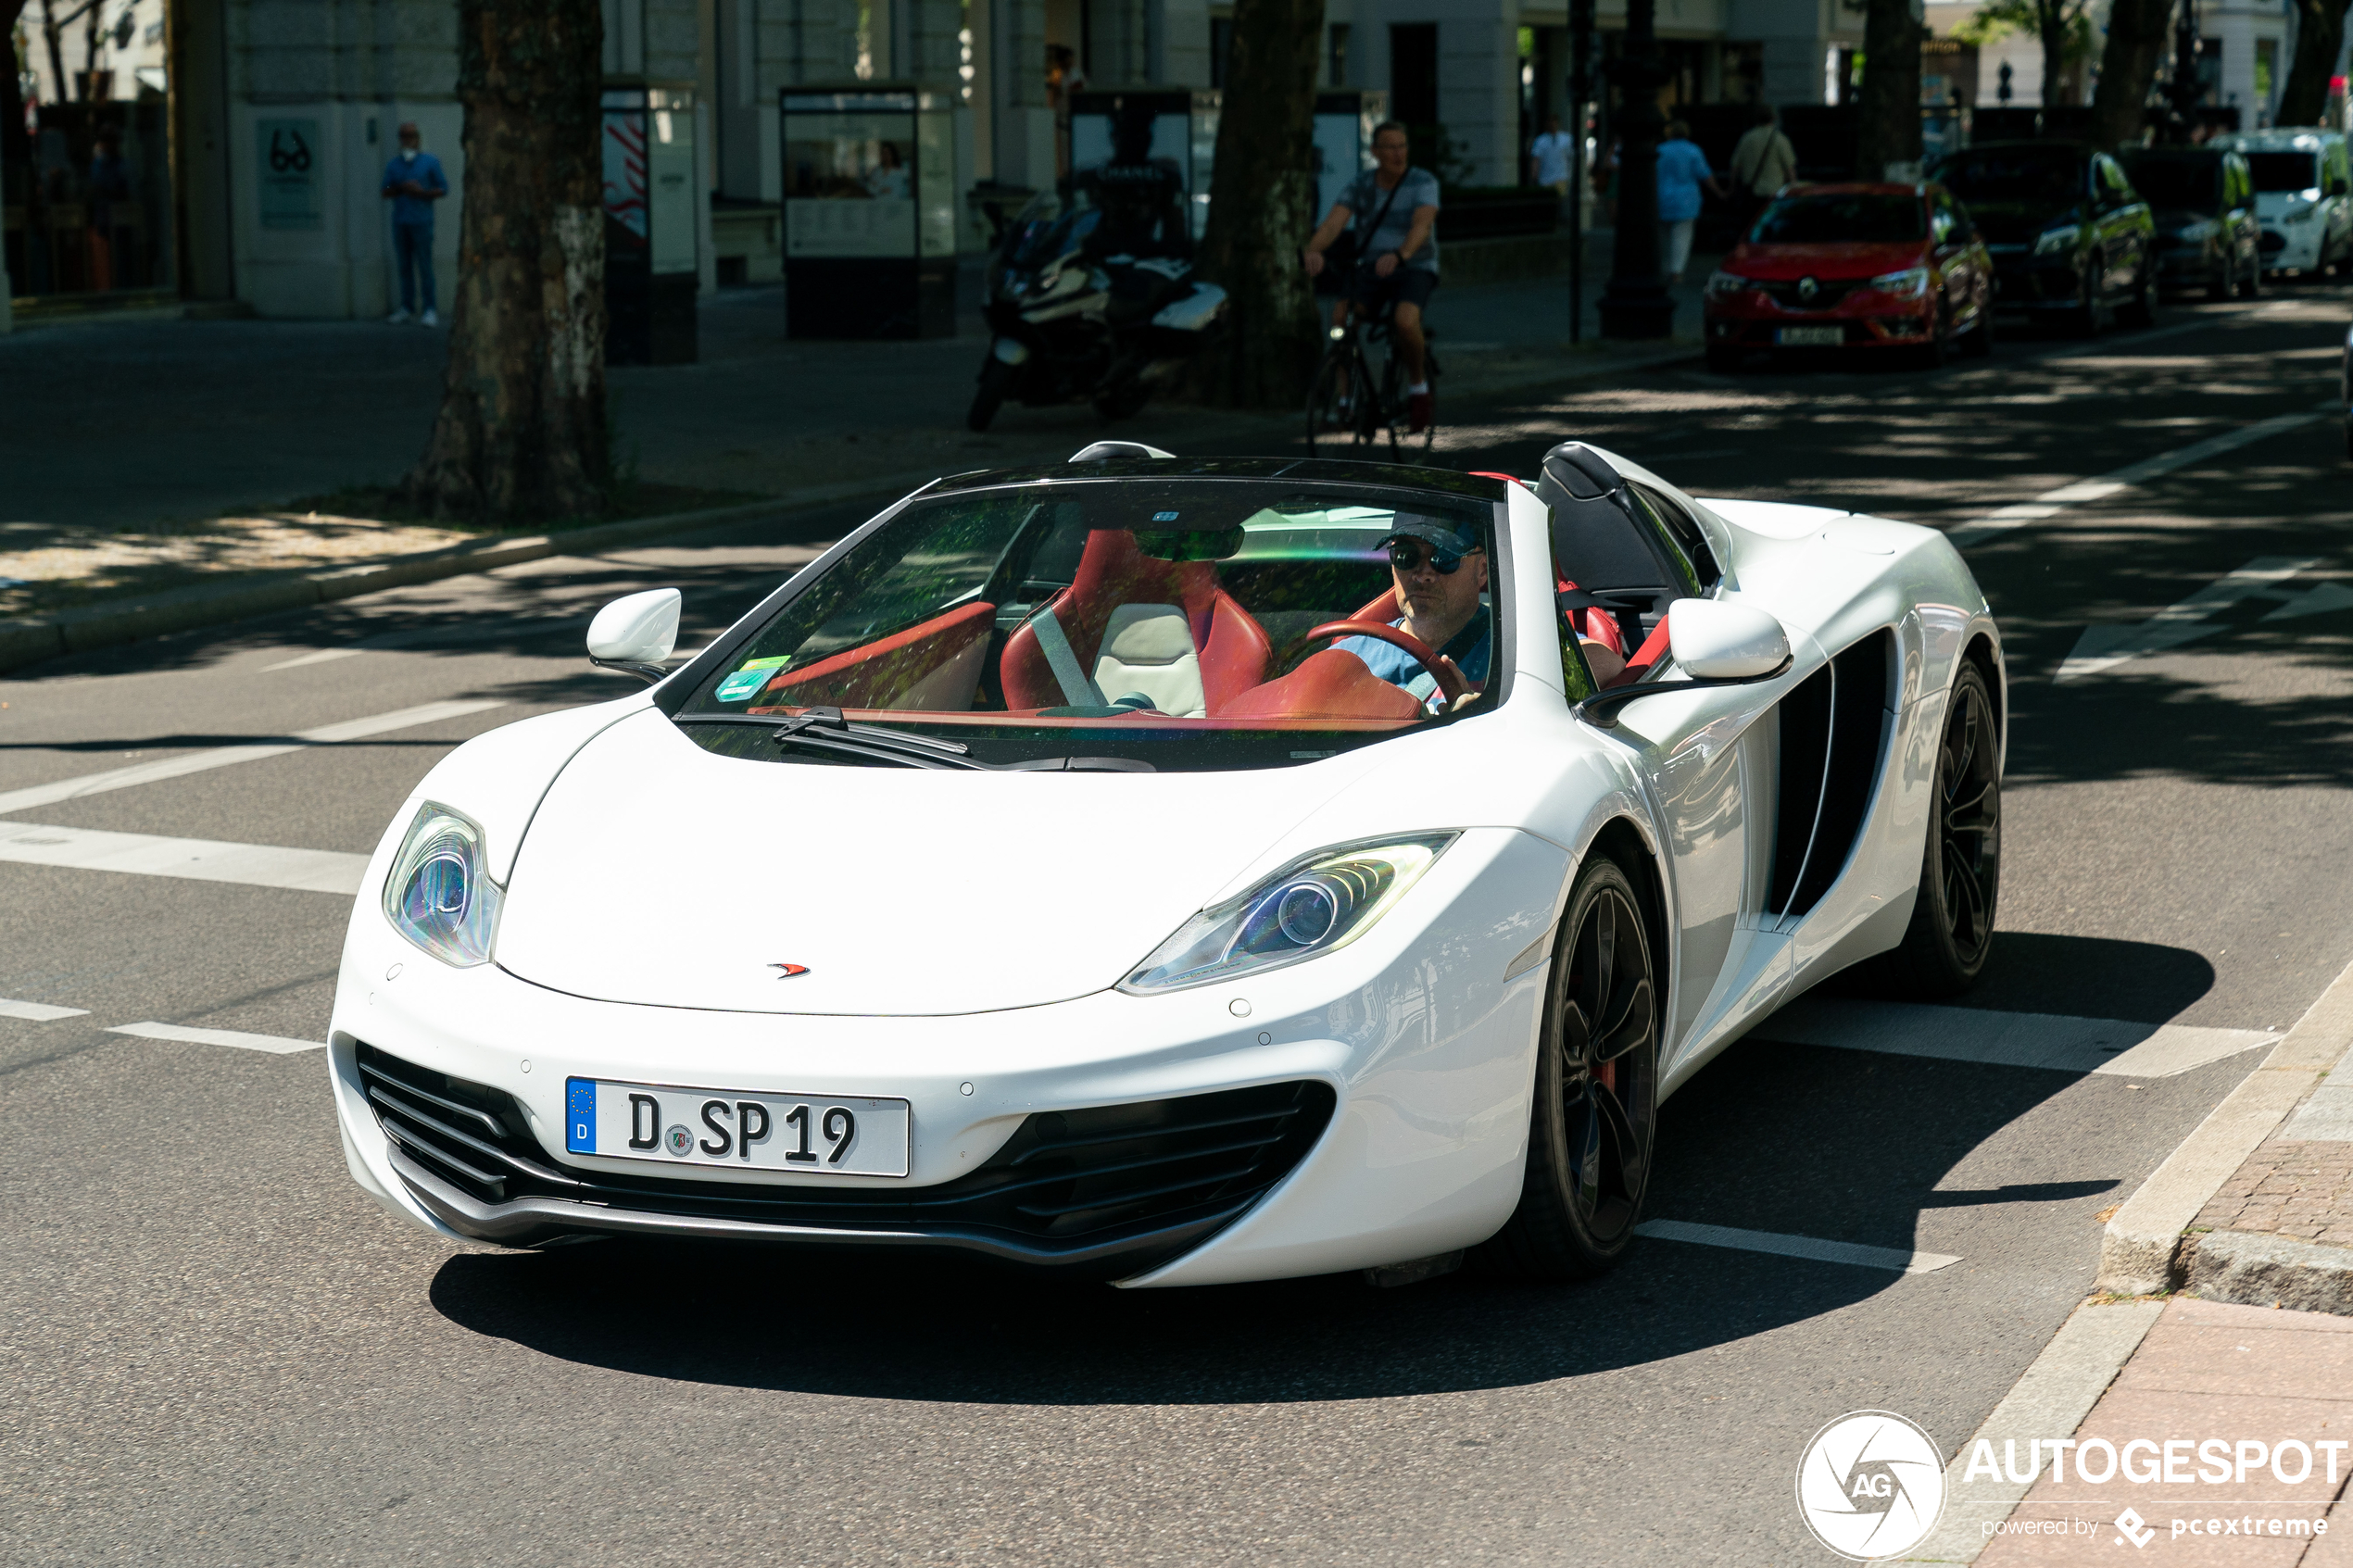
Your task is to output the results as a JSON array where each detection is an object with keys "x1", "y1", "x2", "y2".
[{"x1": 5, "y1": 0, "x2": 1886, "y2": 320}]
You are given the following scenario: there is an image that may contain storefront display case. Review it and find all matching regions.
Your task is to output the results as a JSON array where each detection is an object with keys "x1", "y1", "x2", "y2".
[
  {"x1": 780, "y1": 85, "x2": 955, "y2": 339},
  {"x1": 603, "y1": 80, "x2": 698, "y2": 364}
]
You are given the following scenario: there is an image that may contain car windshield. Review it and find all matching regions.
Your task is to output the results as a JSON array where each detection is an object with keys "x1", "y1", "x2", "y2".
[
  {"x1": 1933, "y1": 150, "x2": 2082, "y2": 205},
  {"x1": 1748, "y1": 193, "x2": 1924, "y2": 244},
  {"x1": 2246, "y1": 151, "x2": 2321, "y2": 193},
  {"x1": 2122, "y1": 157, "x2": 2218, "y2": 209},
  {"x1": 671, "y1": 471, "x2": 1507, "y2": 772}
]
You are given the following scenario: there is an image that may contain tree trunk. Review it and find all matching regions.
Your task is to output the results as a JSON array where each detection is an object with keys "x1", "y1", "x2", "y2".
[
  {"x1": 2039, "y1": 0, "x2": 2072, "y2": 108},
  {"x1": 1189, "y1": 0, "x2": 1326, "y2": 408},
  {"x1": 2090, "y1": 0, "x2": 2171, "y2": 147},
  {"x1": 1855, "y1": 0, "x2": 1924, "y2": 179},
  {"x1": 2279, "y1": 0, "x2": 2352, "y2": 127},
  {"x1": 38, "y1": 0, "x2": 69, "y2": 107},
  {"x1": 398, "y1": 0, "x2": 609, "y2": 523}
]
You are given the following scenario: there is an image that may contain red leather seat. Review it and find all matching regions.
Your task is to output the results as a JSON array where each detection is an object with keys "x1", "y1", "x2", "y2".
[{"x1": 1001, "y1": 530, "x2": 1273, "y2": 712}]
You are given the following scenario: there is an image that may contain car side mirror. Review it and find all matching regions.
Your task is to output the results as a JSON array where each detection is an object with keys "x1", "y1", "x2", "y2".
[
  {"x1": 1574, "y1": 598, "x2": 1794, "y2": 727},
  {"x1": 1667, "y1": 597, "x2": 1792, "y2": 678},
  {"x1": 587, "y1": 587, "x2": 682, "y2": 683}
]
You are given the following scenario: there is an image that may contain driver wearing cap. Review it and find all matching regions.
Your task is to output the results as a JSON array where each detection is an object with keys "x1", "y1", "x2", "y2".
[{"x1": 1332, "y1": 515, "x2": 1492, "y2": 711}]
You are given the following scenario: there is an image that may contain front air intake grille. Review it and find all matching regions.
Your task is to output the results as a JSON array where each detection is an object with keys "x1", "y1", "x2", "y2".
[
  {"x1": 1754, "y1": 277, "x2": 1866, "y2": 310},
  {"x1": 355, "y1": 1044, "x2": 1335, "y2": 1264}
]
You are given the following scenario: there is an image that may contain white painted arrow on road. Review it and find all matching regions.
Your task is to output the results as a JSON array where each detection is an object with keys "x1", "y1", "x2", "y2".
[{"x1": 2055, "y1": 556, "x2": 2328, "y2": 683}]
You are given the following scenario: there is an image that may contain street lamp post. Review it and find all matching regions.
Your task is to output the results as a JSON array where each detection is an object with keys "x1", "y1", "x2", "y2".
[{"x1": 1597, "y1": 0, "x2": 1673, "y2": 338}]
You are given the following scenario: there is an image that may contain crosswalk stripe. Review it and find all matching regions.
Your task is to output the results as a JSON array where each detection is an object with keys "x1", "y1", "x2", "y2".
[
  {"x1": 0, "y1": 820, "x2": 370, "y2": 894},
  {"x1": 0, "y1": 997, "x2": 89, "y2": 1022},
  {"x1": 1755, "y1": 994, "x2": 2274, "y2": 1079},
  {"x1": 1633, "y1": 1220, "x2": 1961, "y2": 1274},
  {"x1": 0, "y1": 698, "x2": 506, "y2": 818},
  {"x1": 107, "y1": 1022, "x2": 324, "y2": 1055},
  {"x1": 1944, "y1": 408, "x2": 2327, "y2": 549}
]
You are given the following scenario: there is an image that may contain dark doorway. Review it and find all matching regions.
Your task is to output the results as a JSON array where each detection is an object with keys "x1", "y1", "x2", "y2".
[{"x1": 1390, "y1": 23, "x2": 1439, "y2": 127}]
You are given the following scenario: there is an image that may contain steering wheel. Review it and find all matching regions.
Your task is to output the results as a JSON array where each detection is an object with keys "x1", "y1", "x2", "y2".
[{"x1": 1306, "y1": 620, "x2": 1471, "y2": 706}]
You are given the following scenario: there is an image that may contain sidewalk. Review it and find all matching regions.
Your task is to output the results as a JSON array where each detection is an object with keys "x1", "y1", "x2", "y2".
[{"x1": 1969, "y1": 1298, "x2": 2353, "y2": 1564}]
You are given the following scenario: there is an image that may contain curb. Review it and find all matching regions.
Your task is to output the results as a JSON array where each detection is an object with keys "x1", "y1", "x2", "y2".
[
  {"x1": 2094, "y1": 952, "x2": 2353, "y2": 1297},
  {"x1": 2186, "y1": 1228, "x2": 2353, "y2": 1313},
  {"x1": 0, "y1": 345, "x2": 1695, "y2": 679}
]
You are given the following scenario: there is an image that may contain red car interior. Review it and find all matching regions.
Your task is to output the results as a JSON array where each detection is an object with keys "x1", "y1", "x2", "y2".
[
  {"x1": 1000, "y1": 529, "x2": 1274, "y2": 711},
  {"x1": 759, "y1": 600, "x2": 997, "y2": 710},
  {"x1": 1217, "y1": 649, "x2": 1427, "y2": 722},
  {"x1": 1305, "y1": 619, "x2": 1471, "y2": 704}
]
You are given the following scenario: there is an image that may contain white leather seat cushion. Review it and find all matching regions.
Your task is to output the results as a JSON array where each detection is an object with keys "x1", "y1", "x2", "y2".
[{"x1": 1092, "y1": 603, "x2": 1206, "y2": 718}]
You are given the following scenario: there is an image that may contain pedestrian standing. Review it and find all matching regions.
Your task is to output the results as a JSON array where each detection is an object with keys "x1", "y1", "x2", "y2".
[
  {"x1": 1726, "y1": 104, "x2": 1798, "y2": 234},
  {"x1": 381, "y1": 122, "x2": 448, "y2": 326},
  {"x1": 1655, "y1": 119, "x2": 1726, "y2": 284},
  {"x1": 1529, "y1": 114, "x2": 1576, "y2": 221}
]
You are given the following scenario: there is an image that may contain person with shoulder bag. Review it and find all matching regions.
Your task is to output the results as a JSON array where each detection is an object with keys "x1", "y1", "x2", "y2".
[
  {"x1": 1301, "y1": 121, "x2": 1443, "y2": 433},
  {"x1": 1728, "y1": 104, "x2": 1798, "y2": 233}
]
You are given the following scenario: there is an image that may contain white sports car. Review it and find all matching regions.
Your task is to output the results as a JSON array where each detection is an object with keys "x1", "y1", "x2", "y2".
[{"x1": 330, "y1": 441, "x2": 2005, "y2": 1286}]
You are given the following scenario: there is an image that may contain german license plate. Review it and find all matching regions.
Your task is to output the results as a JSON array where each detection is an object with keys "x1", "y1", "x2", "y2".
[
  {"x1": 565, "y1": 1076, "x2": 912, "y2": 1177},
  {"x1": 1775, "y1": 326, "x2": 1843, "y2": 346}
]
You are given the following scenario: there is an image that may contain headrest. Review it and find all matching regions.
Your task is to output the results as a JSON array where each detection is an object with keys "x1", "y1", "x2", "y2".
[{"x1": 1539, "y1": 443, "x2": 1623, "y2": 499}]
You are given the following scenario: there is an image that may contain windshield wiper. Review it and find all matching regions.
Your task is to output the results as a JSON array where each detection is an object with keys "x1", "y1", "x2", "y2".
[{"x1": 675, "y1": 708, "x2": 988, "y2": 770}]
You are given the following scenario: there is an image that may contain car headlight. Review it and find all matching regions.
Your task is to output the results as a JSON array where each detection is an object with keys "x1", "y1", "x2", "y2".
[
  {"x1": 1870, "y1": 265, "x2": 1931, "y2": 296},
  {"x1": 382, "y1": 802, "x2": 503, "y2": 967},
  {"x1": 1705, "y1": 269, "x2": 1749, "y2": 298},
  {"x1": 1119, "y1": 834, "x2": 1457, "y2": 994},
  {"x1": 2033, "y1": 225, "x2": 2080, "y2": 256},
  {"x1": 2175, "y1": 219, "x2": 2217, "y2": 243}
]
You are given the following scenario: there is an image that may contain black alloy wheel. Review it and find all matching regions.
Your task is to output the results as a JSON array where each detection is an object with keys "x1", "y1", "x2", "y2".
[
  {"x1": 1483, "y1": 854, "x2": 1660, "y2": 1280},
  {"x1": 1854, "y1": 662, "x2": 2002, "y2": 998}
]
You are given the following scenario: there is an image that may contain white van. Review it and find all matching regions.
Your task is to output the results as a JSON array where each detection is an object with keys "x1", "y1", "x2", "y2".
[{"x1": 2212, "y1": 129, "x2": 2353, "y2": 277}]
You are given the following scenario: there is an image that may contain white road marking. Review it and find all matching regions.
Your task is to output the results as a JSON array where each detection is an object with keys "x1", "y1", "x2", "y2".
[
  {"x1": 1756, "y1": 994, "x2": 2276, "y2": 1078},
  {"x1": 2055, "y1": 556, "x2": 2322, "y2": 681},
  {"x1": 1944, "y1": 408, "x2": 2327, "y2": 548},
  {"x1": 0, "y1": 997, "x2": 89, "y2": 1022},
  {"x1": 259, "y1": 646, "x2": 367, "y2": 672},
  {"x1": 107, "y1": 1022, "x2": 323, "y2": 1055},
  {"x1": 0, "y1": 697, "x2": 505, "y2": 818},
  {"x1": 0, "y1": 821, "x2": 369, "y2": 894},
  {"x1": 1632, "y1": 1219, "x2": 1961, "y2": 1274}
]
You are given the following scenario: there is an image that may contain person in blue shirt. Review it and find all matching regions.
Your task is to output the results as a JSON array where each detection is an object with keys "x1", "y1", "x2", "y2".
[
  {"x1": 381, "y1": 122, "x2": 449, "y2": 326},
  {"x1": 1332, "y1": 514, "x2": 1491, "y2": 713},
  {"x1": 1655, "y1": 119, "x2": 1727, "y2": 285}
]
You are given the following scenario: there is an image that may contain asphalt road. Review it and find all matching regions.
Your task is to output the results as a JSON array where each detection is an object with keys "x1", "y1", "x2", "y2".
[{"x1": 4, "y1": 289, "x2": 2348, "y2": 1566}]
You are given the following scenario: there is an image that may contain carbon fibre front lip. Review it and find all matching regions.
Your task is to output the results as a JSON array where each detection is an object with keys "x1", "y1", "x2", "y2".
[{"x1": 386, "y1": 1147, "x2": 1247, "y2": 1270}]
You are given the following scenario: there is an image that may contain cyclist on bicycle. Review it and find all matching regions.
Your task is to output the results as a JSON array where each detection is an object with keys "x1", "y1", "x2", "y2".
[{"x1": 1302, "y1": 121, "x2": 1441, "y2": 433}]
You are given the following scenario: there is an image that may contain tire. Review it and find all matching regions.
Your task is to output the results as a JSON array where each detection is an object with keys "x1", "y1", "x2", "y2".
[
  {"x1": 1914, "y1": 311, "x2": 1949, "y2": 370},
  {"x1": 1481, "y1": 853, "x2": 1661, "y2": 1281},
  {"x1": 967, "y1": 359, "x2": 1018, "y2": 433},
  {"x1": 2072, "y1": 264, "x2": 2105, "y2": 337},
  {"x1": 1852, "y1": 662, "x2": 2002, "y2": 998},
  {"x1": 1958, "y1": 309, "x2": 1994, "y2": 358},
  {"x1": 2208, "y1": 256, "x2": 2232, "y2": 304},
  {"x1": 2242, "y1": 259, "x2": 2263, "y2": 299},
  {"x1": 2120, "y1": 261, "x2": 2158, "y2": 329},
  {"x1": 1705, "y1": 343, "x2": 1743, "y2": 372},
  {"x1": 1305, "y1": 348, "x2": 1369, "y2": 456}
]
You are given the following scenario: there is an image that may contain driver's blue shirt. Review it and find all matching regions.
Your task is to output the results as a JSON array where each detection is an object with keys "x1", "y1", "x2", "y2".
[{"x1": 1335, "y1": 606, "x2": 1491, "y2": 710}]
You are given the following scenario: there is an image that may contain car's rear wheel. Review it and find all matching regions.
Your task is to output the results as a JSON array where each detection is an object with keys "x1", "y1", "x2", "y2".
[
  {"x1": 1854, "y1": 662, "x2": 2002, "y2": 998},
  {"x1": 1482, "y1": 853, "x2": 1659, "y2": 1280}
]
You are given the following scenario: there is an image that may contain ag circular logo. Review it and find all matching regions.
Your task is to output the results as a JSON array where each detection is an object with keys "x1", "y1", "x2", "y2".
[
  {"x1": 663, "y1": 1124, "x2": 695, "y2": 1157},
  {"x1": 1794, "y1": 1410, "x2": 1946, "y2": 1562}
]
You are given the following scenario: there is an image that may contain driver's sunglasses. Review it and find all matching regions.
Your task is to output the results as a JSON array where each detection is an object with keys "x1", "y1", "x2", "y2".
[{"x1": 1388, "y1": 540, "x2": 1474, "y2": 574}]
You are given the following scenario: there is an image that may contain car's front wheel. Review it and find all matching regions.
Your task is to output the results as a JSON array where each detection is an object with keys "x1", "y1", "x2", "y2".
[
  {"x1": 1856, "y1": 662, "x2": 2002, "y2": 997},
  {"x1": 1482, "y1": 853, "x2": 1660, "y2": 1280}
]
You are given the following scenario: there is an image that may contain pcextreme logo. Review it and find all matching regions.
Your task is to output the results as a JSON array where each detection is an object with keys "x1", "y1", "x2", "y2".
[{"x1": 1795, "y1": 1410, "x2": 1948, "y2": 1562}]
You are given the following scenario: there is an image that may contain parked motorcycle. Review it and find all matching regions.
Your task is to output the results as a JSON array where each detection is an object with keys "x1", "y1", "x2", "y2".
[{"x1": 968, "y1": 187, "x2": 1228, "y2": 433}]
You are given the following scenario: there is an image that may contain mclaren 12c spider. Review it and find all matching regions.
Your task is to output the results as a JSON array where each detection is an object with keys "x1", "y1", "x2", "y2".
[{"x1": 330, "y1": 441, "x2": 2004, "y2": 1286}]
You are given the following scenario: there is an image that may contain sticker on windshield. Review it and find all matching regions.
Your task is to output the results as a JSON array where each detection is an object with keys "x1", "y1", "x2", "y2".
[{"x1": 715, "y1": 656, "x2": 789, "y2": 703}]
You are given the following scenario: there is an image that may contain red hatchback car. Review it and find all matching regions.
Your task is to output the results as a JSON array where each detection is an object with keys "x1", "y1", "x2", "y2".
[{"x1": 1703, "y1": 182, "x2": 1994, "y2": 370}]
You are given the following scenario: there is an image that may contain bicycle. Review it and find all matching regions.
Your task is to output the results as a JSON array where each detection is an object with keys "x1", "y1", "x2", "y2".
[{"x1": 1305, "y1": 298, "x2": 1441, "y2": 458}]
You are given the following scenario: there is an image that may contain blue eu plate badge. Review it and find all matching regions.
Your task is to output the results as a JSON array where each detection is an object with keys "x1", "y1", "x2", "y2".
[{"x1": 566, "y1": 1078, "x2": 597, "y2": 1152}]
